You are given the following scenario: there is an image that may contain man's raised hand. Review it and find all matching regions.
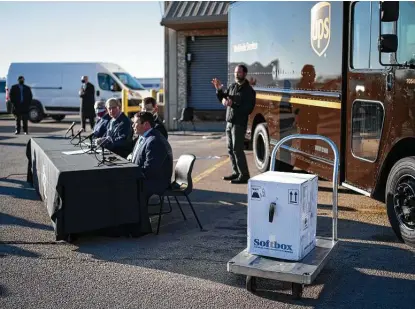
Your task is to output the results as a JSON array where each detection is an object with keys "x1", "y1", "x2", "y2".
[{"x1": 211, "y1": 78, "x2": 222, "y2": 90}]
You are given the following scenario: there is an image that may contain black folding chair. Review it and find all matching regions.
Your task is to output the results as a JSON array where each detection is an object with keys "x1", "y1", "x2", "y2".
[{"x1": 149, "y1": 154, "x2": 203, "y2": 234}]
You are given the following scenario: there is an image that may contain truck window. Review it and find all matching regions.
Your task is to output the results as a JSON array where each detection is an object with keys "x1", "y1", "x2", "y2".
[
  {"x1": 98, "y1": 73, "x2": 120, "y2": 92},
  {"x1": 396, "y1": 2, "x2": 415, "y2": 65},
  {"x1": 0, "y1": 81, "x2": 5, "y2": 93},
  {"x1": 351, "y1": 100, "x2": 384, "y2": 162},
  {"x1": 351, "y1": 1, "x2": 390, "y2": 69}
]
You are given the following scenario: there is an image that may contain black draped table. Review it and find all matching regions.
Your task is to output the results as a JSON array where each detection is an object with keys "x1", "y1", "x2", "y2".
[{"x1": 26, "y1": 137, "x2": 152, "y2": 241}]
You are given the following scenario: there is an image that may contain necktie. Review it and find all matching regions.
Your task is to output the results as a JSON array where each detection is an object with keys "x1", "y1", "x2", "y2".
[
  {"x1": 20, "y1": 86, "x2": 24, "y2": 102},
  {"x1": 109, "y1": 119, "x2": 115, "y2": 132},
  {"x1": 132, "y1": 136, "x2": 145, "y2": 162}
]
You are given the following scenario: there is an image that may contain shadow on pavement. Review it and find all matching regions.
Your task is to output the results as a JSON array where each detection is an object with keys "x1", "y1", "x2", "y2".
[
  {"x1": 0, "y1": 212, "x2": 53, "y2": 232},
  {"x1": 72, "y1": 188, "x2": 413, "y2": 306},
  {"x1": 0, "y1": 179, "x2": 40, "y2": 201},
  {"x1": 0, "y1": 125, "x2": 64, "y2": 134},
  {"x1": 0, "y1": 244, "x2": 41, "y2": 259},
  {"x1": 0, "y1": 142, "x2": 28, "y2": 147}
]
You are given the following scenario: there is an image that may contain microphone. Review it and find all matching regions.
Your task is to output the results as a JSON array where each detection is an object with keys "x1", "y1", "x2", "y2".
[
  {"x1": 70, "y1": 128, "x2": 84, "y2": 143},
  {"x1": 65, "y1": 122, "x2": 76, "y2": 137},
  {"x1": 96, "y1": 136, "x2": 113, "y2": 166},
  {"x1": 81, "y1": 132, "x2": 95, "y2": 144}
]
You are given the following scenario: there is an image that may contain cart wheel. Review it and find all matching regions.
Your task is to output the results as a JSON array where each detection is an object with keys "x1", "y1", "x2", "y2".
[
  {"x1": 246, "y1": 276, "x2": 257, "y2": 293},
  {"x1": 292, "y1": 283, "x2": 303, "y2": 299}
]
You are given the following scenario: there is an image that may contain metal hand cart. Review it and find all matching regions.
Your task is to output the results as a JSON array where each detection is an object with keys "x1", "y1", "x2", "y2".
[{"x1": 227, "y1": 134, "x2": 339, "y2": 299}]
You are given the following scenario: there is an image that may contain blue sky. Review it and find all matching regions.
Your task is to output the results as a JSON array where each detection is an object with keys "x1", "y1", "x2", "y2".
[{"x1": 0, "y1": 1, "x2": 164, "y2": 78}]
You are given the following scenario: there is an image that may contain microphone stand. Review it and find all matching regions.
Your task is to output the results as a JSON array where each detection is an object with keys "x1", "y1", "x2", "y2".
[{"x1": 97, "y1": 145, "x2": 113, "y2": 166}]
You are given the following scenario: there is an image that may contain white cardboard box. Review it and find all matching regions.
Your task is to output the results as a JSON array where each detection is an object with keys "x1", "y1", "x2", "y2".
[{"x1": 247, "y1": 171, "x2": 318, "y2": 261}]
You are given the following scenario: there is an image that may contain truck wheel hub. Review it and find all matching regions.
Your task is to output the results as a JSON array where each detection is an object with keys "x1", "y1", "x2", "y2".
[{"x1": 393, "y1": 176, "x2": 415, "y2": 230}]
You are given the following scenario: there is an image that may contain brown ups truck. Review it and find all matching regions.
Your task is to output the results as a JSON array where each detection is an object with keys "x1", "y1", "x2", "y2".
[{"x1": 228, "y1": 1, "x2": 415, "y2": 247}]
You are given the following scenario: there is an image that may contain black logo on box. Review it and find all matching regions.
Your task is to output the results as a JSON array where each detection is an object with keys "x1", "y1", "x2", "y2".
[
  {"x1": 251, "y1": 186, "x2": 265, "y2": 201},
  {"x1": 288, "y1": 189, "x2": 299, "y2": 204}
]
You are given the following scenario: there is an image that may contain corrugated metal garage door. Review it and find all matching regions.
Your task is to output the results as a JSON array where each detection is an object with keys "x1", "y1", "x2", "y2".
[{"x1": 187, "y1": 36, "x2": 228, "y2": 110}]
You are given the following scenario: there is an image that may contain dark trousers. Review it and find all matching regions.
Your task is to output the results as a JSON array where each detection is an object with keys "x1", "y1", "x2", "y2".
[
  {"x1": 81, "y1": 115, "x2": 95, "y2": 130},
  {"x1": 15, "y1": 113, "x2": 29, "y2": 133},
  {"x1": 226, "y1": 122, "x2": 250, "y2": 177}
]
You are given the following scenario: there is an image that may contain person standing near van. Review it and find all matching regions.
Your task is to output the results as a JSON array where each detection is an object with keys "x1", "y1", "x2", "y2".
[
  {"x1": 9, "y1": 76, "x2": 33, "y2": 135},
  {"x1": 212, "y1": 64, "x2": 256, "y2": 184},
  {"x1": 79, "y1": 76, "x2": 96, "y2": 130}
]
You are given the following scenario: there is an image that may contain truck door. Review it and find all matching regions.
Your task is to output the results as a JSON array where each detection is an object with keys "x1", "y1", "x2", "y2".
[{"x1": 344, "y1": 1, "x2": 391, "y2": 193}]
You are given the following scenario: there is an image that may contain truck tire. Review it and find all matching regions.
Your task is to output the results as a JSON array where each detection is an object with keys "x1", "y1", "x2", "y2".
[
  {"x1": 28, "y1": 101, "x2": 44, "y2": 123},
  {"x1": 385, "y1": 157, "x2": 415, "y2": 247},
  {"x1": 51, "y1": 115, "x2": 65, "y2": 122},
  {"x1": 253, "y1": 123, "x2": 270, "y2": 173},
  {"x1": 253, "y1": 123, "x2": 294, "y2": 173}
]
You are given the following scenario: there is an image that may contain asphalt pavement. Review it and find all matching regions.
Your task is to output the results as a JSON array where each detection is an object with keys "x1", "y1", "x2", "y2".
[{"x1": 1, "y1": 115, "x2": 414, "y2": 309}]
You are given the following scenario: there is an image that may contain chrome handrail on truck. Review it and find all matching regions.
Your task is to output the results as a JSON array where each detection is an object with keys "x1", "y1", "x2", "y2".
[{"x1": 269, "y1": 134, "x2": 339, "y2": 242}]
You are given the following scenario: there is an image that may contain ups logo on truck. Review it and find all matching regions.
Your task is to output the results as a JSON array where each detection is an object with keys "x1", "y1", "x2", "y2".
[{"x1": 311, "y1": 2, "x2": 331, "y2": 57}]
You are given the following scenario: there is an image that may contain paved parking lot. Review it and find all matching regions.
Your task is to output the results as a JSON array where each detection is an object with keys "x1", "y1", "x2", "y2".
[{"x1": 1, "y1": 115, "x2": 414, "y2": 309}]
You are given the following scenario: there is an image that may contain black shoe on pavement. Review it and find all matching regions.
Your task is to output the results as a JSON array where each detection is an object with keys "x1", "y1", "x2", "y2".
[
  {"x1": 15, "y1": 131, "x2": 20, "y2": 135},
  {"x1": 223, "y1": 174, "x2": 239, "y2": 181},
  {"x1": 24, "y1": 132, "x2": 28, "y2": 135},
  {"x1": 231, "y1": 176, "x2": 250, "y2": 184}
]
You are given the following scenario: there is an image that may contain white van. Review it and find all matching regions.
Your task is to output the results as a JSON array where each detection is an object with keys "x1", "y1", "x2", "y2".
[
  {"x1": 6, "y1": 62, "x2": 150, "y2": 123},
  {"x1": 0, "y1": 78, "x2": 7, "y2": 113}
]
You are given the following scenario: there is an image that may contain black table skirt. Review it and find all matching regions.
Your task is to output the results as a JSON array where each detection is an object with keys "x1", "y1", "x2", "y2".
[{"x1": 26, "y1": 137, "x2": 152, "y2": 240}]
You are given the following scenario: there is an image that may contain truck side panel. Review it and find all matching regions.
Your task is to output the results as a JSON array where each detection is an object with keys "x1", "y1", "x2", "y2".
[{"x1": 229, "y1": 1, "x2": 343, "y2": 181}]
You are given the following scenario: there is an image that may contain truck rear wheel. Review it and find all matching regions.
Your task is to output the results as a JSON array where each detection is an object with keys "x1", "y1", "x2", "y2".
[
  {"x1": 253, "y1": 123, "x2": 270, "y2": 173},
  {"x1": 385, "y1": 157, "x2": 415, "y2": 247},
  {"x1": 253, "y1": 123, "x2": 294, "y2": 173}
]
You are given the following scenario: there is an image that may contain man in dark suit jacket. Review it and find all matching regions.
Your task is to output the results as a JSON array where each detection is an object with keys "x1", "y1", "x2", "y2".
[
  {"x1": 142, "y1": 96, "x2": 168, "y2": 139},
  {"x1": 9, "y1": 76, "x2": 33, "y2": 135},
  {"x1": 130, "y1": 111, "x2": 173, "y2": 202},
  {"x1": 96, "y1": 98, "x2": 132, "y2": 158},
  {"x1": 79, "y1": 75, "x2": 96, "y2": 131},
  {"x1": 93, "y1": 100, "x2": 111, "y2": 138}
]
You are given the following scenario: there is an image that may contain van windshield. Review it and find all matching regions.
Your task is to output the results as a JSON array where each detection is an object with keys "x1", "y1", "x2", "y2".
[{"x1": 113, "y1": 72, "x2": 145, "y2": 90}]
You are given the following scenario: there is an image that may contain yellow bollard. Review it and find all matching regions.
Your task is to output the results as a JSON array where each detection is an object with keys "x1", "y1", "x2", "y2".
[{"x1": 122, "y1": 88, "x2": 129, "y2": 113}]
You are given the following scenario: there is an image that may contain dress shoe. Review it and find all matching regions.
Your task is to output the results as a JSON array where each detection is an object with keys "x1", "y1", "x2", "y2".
[
  {"x1": 14, "y1": 131, "x2": 20, "y2": 135},
  {"x1": 231, "y1": 176, "x2": 250, "y2": 184},
  {"x1": 24, "y1": 132, "x2": 28, "y2": 135},
  {"x1": 223, "y1": 174, "x2": 239, "y2": 181}
]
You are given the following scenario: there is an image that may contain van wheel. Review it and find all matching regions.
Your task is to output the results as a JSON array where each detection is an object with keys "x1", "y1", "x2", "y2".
[
  {"x1": 386, "y1": 157, "x2": 415, "y2": 247},
  {"x1": 51, "y1": 115, "x2": 65, "y2": 122},
  {"x1": 28, "y1": 101, "x2": 44, "y2": 123},
  {"x1": 253, "y1": 123, "x2": 294, "y2": 173},
  {"x1": 253, "y1": 123, "x2": 270, "y2": 173}
]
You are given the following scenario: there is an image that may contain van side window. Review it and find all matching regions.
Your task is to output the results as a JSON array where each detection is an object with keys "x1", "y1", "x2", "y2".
[
  {"x1": 98, "y1": 73, "x2": 120, "y2": 92},
  {"x1": 351, "y1": 2, "x2": 390, "y2": 69},
  {"x1": 0, "y1": 82, "x2": 5, "y2": 93}
]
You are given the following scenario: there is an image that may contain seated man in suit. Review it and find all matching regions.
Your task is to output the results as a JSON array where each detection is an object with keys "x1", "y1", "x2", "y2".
[
  {"x1": 130, "y1": 111, "x2": 173, "y2": 202},
  {"x1": 141, "y1": 97, "x2": 168, "y2": 140},
  {"x1": 93, "y1": 100, "x2": 111, "y2": 138},
  {"x1": 96, "y1": 98, "x2": 132, "y2": 158}
]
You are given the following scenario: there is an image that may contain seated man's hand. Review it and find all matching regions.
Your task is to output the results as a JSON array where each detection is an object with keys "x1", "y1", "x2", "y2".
[{"x1": 96, "y1": 137, "x2": 103, "y2": 145}]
